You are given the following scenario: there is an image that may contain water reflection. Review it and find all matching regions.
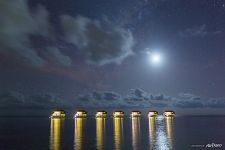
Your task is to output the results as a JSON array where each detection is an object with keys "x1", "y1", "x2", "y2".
[
  {"x1": 50, "y1": 118, "x2": 64, "y2": 150},
  {"x1": 149, "y1": 116, "x2": 174, "y2": 150},
  {"x1": 74, "y1": 118, "x2": 86, "y2": 150},
  {"x1": 113, "y1": 118, "x2": 124, "y2": 150},
  {"x1": 131, "y1": 117, "x2": 140, "y2": 150},
  {"x1": 149, "y1": 117, "x2": 156, "y2": 150},
  {"x1": 165, "y1": 117, "x2": 173, "y2": 148},
  {"x1": 96, "y1": 118, "x2": 106, "y2": 150}
]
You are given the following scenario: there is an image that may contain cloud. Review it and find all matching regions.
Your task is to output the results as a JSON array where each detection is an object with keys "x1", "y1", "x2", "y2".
[
  {"x1": 172, "y1": 93, "x2": 204, "y2": 108},
  {"x1": 173, "y1": 100, "x2": 204, "y2": 108},
  {"x1": 212, "y1": 30, "x2": 223, "y2": 35},
  {"x1": 60, "y1": 15, "x2": 134, "y2": 65},
  {"x1": 125, "y1": 88, "x2": 149, "y2": 101},
  {"x1": 0, "y1": 91, "x2": 25, "y2": 108},
  {"x1": 1, "y1": 90, "x2": 224, "y2": 109},
  {"x1": 76, "y1": 89, "x2": 170, "y2": 108},
  {"x1": 151, "y1": 102, "x2": 168, "y2": 107},
  {"x1": 76, "y1": 91, "x2": 124, "y2": 107},
  {"x1": 179, "y1": 24, "x2": 208, "y2": 38},
  {"x1": 177, "y1": 93, "x2": 201, "y2": 100},
  {"x1": 0, "y1": 0, "x2": 135, "y2": 69},
  {"x1": 0, "y1": 0, "x2": 52, "y2": 67},
  {"x1": 27, "y1": 94, "x2": 66, "y2": 108},
  {"x1": 205, "y1": 98, "x2": 225, "y2": 108},
  {"x1": 0, "y1": 91, "x2": 67, "y2": 109},
  {"x1": 44, "y1": 47, "x2": 72, "y2": 67}
]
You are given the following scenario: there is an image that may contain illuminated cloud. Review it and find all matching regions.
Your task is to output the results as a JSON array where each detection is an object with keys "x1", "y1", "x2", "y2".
[
  {"x1": 60, "y1": 15, "x2": 134, "y2": 65},
  {"x1": 0, "y1": 0, "x2": 51, "y2": 67},
  {"x1": 0, "y1": 0, "x2": 135, "y2": 69},
  {"x1": 44, "y1": 47, "x2": 72, "y2": 67}
]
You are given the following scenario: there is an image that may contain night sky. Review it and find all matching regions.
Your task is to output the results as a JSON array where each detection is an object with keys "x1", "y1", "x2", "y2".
[{"x1": 1, "y1": 0, "x2": 225, "y2": 113}]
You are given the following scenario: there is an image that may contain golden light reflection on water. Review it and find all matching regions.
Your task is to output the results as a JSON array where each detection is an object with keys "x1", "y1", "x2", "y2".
[
  {"x1": 165, "y1": 117, "x2": 173, "y2": 148},
  {"x1": 74, "y1": 118, "x2": 85, "y2": 150},
  {"x1": 149, "y1": 117, "x2": 156, "y2": 150},
  {"x1": 131, "y1": 117, "x2": 140, "y2": 150},
  {"x1": 114, "y1": 118, "x2": 124, "y2": 150},
  {"x1": 96, "y1": 118, "x2": 106, "y2": 150},
  {"x1": 50, "y1": 118, "x2": 63, "y2": 150}
]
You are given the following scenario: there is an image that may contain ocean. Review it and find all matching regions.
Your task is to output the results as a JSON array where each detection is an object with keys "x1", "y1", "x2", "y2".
[{"x1": 0, "y1": 115, "x2": 225, "y2": 150}]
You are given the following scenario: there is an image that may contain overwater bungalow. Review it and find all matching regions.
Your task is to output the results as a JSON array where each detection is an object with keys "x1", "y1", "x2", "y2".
[
  {"x1": 163, "y1": 110, "x2": 175, "y2": 117},
  {"x1": 50, "y1": 110, "x2": 66, "y2": 119},
  {"x1": 96, "y1": 110, "x2": 107, "y2": 118},
  {"x1": 148, "y1": 111, "x2": 158, "y2": 117},
  {"x1": 74, "y1": 110, "x2": 87, "y2": 118},
  {"x1": 130, "y1": 111, "x2": 141, "y2": 117},
  {"x1": 113, "y1": 111, "x2": 124, "y2": 118}
]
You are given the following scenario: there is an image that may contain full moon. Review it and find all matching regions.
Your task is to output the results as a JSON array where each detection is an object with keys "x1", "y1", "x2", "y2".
[
  {"x1": 146, "y1": 51, "x2": 163, "y2": 66},
  {"x1": 152, "y1": 53, "x2": 161, "y2": 64}
]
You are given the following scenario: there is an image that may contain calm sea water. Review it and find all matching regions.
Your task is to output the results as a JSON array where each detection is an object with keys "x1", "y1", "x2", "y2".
[{"x1": 0, "y1": 115, "x2": 225, "y2": 150}]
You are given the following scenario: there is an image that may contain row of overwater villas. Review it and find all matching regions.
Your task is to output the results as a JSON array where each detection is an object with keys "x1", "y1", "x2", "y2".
[{"x1": 50, "y1": 110, "x2": 175, "y2": 119}]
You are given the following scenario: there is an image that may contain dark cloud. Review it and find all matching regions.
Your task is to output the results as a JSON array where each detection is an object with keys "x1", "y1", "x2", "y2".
[
  {"x1": 0, "y1": 91, "x2": 25, "y2": 108},
  {"x1": 151, "y1": 102, "x2": 168, "y2": 107},
  {"x1": 172, "y1": 93, "x2": 204, "y2": 108},
  {"x1": 1, "y1": 90, "x2": 224, "y2": 109},
  {"x1": 125, "y1": 88, "x2": 149, "y2": 101},
  {"x1": 205, "y1": 98, "x2": 225, "y2": 108},
  {"x1": 173, "y1": 100, "x2": 204, "y2": 108},
  {"x1": 0, "y1": 91, "x2": 67, "y2": 109},
  {"x1": 76, "y1": 89, "x2": 169, "y2": 108},
  {"x1": 150, "y1": 94, "x2": 171, "y2": 101},
  {"x1": 27, "y1": 94, "x2": 67, "y2": 108},
  {"x1": 60, "y1": 15, "x2": 134, "y2": 65},
  {"x1": 76, "y1": 91, "x2": 124, "y2": 107}
]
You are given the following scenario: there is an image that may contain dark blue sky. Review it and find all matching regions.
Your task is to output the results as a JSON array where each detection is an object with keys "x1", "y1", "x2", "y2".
[{"x1": 1, "y1": 0, "x2": 225, "y2": 110}]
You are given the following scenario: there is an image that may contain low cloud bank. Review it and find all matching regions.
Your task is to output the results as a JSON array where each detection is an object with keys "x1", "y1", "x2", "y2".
[
  {"x1": 0, "y1": 91, "x2": 68, "y2": 109},
  {"x1": 70, "y1": 90, "x2": 225, "y2": 109},
  {"x1": 1, "y1": 89, "x2": 225, "y2": 109}
]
